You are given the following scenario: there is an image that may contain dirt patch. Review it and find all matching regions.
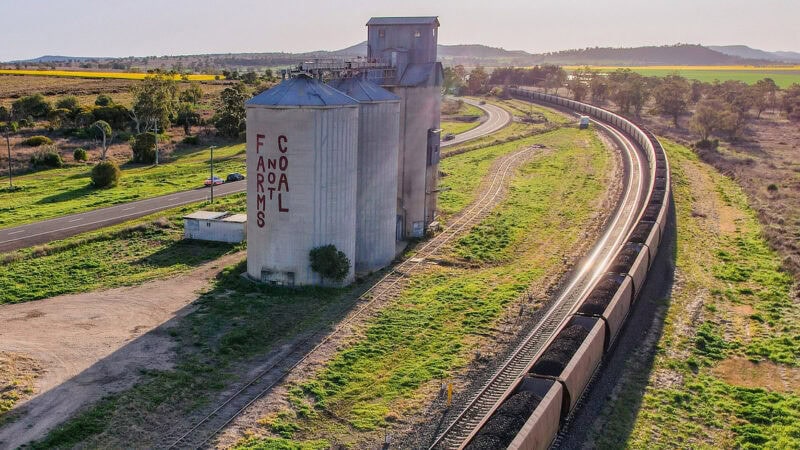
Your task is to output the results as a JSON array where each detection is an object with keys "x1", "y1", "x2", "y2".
[
  {"x1": 0, "y1": 251, "x2": 245, "y2": 448},
  {"x1": 0, "y1": 352, "x2": 43, "y2": 418},
  {"x1": 712, "y1": 357, "x2": 800, "y2": 393},
  {"x1": 731, "y1": 304, "x2": 755, "y2": 316}
]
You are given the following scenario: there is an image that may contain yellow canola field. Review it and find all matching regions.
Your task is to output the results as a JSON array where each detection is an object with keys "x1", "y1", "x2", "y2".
[{"x1": 0, "y1": 69, "x2": 219, "y2": 81}]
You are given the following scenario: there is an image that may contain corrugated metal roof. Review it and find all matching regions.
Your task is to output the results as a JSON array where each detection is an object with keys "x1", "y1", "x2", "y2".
[
  {"x1": 367, "y1": 17, "x2": 439, "y2": 26},
  {"x1": 246, "y1": 74, "x2": 358, "y2": 107},
  {"x1": 399, "y1": 63, "x2": 436, "y2": 87},
  {"x1": 184, "y1": 211, "x2": 227, "y2": 220},
  {"x1": 328, "y1": 78, "x2": 400, "y2": 103}
]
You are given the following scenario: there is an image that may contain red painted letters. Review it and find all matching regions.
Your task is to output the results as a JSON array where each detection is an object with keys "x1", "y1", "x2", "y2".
[{"x1": 253, "y1": 132, "x2": 290, "y2": 227}]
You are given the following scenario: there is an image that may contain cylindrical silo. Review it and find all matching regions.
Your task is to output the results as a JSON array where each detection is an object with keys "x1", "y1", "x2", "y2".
[
  {"x1": 245, "y1": 74, "x2": 359, "y2": 286},
  {"x1": 330, "y1": 77, "x2": 400, "y2": 273}
]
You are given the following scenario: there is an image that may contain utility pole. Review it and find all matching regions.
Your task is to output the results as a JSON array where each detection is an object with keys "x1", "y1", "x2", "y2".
[
  {"x1": 154, "y1": 118, "x2": 159, "y2": 165},
  {"x1": 4, "y1": 123, "x2": 15, "y2": 189},
  {"x1": 209, "y1": 145, "x2": 216, "y2": 203}
]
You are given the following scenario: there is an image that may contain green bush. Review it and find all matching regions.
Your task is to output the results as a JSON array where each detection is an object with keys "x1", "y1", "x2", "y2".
[
  {"x1": 182, "y1": 135, "x2": 200, "y2": 145},
  {"x1": 91, "y1": 160, "x2": 121, "y2": 188},
  {"x1": 94, "y1": 94, "x2": 113, "y2": 107},
  {"x1": 73, "y1": 148, "x2": 88, "y2": 162},
  {"x1": 309, "y1": 244, "x2": 350, "y2": 283},
  {"x1": 12, "y1": 94, "x2": 52, "y2": 118},
  {"x1": 131, "y1": 132, "x2": 157, "y2": 164},
  {"x1": 30, "y1": 148, "x2": 63, "y2": 168},
  {"x1": 21, "y1": 135, "x2": 53, "y2": 147}
]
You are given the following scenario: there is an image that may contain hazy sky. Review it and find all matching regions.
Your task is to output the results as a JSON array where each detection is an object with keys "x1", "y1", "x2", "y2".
[{"x1": 2, "y1": 0, "x2": 798, "y2": 61}]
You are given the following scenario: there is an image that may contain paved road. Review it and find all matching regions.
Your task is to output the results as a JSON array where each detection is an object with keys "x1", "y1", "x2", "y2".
[
  {"x1": 0, "y1": 182, "x2": 245, "y2": 253},
  {"x1": 442, "y1": 98, "x2": 512, "y2": 147},
  {"x1": 0, "y1": 99, "x2": 511, "y2": 253}
]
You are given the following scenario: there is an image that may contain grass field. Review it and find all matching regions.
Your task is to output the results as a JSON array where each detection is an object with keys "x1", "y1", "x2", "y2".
[
  {"x1": 0, "y1": 143, "x2": 246, "y2": 229},
  {"x1": 594, "y1": 139, "x2": 800, "y2": 448},
  {"x1": 441, "y1": 99, "x2": 485, "y2": 136},
  {"x1": 236, "y1": 126, "x2": 612, "y2": 447},
  {"x1": 0, "y1": 69, "x2": 219, "y2": 81},
  {"x1": 564, "y1": 65, "x2": 800, "y2": 88},
  {"x1": 0, "y1": 192, "x2": 246, "y2": 305}
]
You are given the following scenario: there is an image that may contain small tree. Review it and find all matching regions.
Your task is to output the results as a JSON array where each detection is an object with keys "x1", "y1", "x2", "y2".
[
  {"x1": 309, "y1": 244, "x2": 351, "y2": 284},
  {"x1": 91, "y1": 120, "x2": 113, "y2": 160},
  {"x1": 690, "y1": 98, "x2": 724, "y2": 141},
  {"x1": 179, "y1": 83, "x2": 203, "y2": 104},
  {"x1": 214, "y1": 84, "x2": 248, "y2": 138},
  {"x1": 131, "y1": 132, "x2": 157, "y2": 163},
  {"x1": 95, "y1": 94, "x2": 113, "y2": 106},
  {"x1": 73, "y1": 147, "x2": 87, "y2": 162},
  {"x1": 91, "y1": 160, "x2": 121, "y2": 188},
  {"x1": 653, "y1": 74, "x2": 691, "y2": 127},
  {"x1": 176, "y1": 103, "x2": 200, "y2": 135},
  {"x1": 1, "y1": 121, "x2": 18, "y2": 188}
]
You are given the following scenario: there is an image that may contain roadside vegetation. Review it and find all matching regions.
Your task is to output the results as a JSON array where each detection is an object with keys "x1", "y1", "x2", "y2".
[
  {"x1": 0, "y1": 143, "x2": 245, "y2": 228},
  {"x1": 440, "y1": 98, "x2": 484, "y2": 136},
  {"x1": 0, "y1": 193, "x2": 246, "y2": 304},
  {"x1": 593, "y1": 140, "x2": 800, "y2": 448},
  {"x1": 234, "y1": 126, "x2": 612, "y2": 448}
]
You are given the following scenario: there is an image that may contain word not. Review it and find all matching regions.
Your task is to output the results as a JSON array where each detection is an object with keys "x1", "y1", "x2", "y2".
[{"x1": 254, "y1": 134, "x2": 290, "y2": 227}]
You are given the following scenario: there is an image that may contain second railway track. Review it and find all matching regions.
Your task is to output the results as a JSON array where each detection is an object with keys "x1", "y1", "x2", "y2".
[{"x1": 163, "y1": 147, "x2": 535, "y2": 449}]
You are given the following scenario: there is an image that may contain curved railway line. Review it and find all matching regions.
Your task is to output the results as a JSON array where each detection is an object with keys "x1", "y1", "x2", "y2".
[
  {"x1": 429, "y1": 90, "x2": 671, "y2": 450},
  {"x1": 163, "y1": 147, "x2": 534, "y2": 449}
]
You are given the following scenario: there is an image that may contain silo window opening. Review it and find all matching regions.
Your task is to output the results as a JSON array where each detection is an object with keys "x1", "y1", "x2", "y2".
[
  {"x1": 379, "y1": 29, "x2": 385, "y2": 38},
  {"x1": 414, "y1": 31, "x2": 421, "y2": 38}
]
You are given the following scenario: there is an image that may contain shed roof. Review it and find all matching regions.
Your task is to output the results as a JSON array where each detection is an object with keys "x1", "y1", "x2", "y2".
[
  {"x1": 222, "y1": 214, "x2": 247, "y2": 223},
  {"x1": 184, "y1": 211, "x2": 227, "y2": 220},
  {"x1": 328, "y1": 77, "x2": 400, "y2": 103},
  {"x1": 246, "y1": 74, "x2": 358, "y2": 108},
  {"x1": 366, "y1": 17, "x2": 439, "y2": 26}
]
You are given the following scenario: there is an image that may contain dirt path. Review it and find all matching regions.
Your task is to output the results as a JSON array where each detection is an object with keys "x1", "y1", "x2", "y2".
[{"x1": 0, "y1": 251, "x2": 245, "y2": 449}]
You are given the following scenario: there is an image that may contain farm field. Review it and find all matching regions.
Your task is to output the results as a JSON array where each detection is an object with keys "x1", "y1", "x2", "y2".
[
  {"x1": 589, "y1": 139, "x2": 800, "y2": 448},
  {"x1": 0, "y1": 143, "x2": 246, "y2": 229},
  {"x1": 564, "y1": 65, "x2": 800, "y2": 87},
  {"x1": 0, "y1": 69, "x2": 219, "y2": 81}
]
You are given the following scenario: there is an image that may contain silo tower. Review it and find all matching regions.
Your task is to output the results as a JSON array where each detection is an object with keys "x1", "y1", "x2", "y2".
[
  {"x1": 366, "y1": 17, "x2": 443, "y2": 239},
  {"x1": 245, "y1": 74, "x2": 359, "y2": 286}
]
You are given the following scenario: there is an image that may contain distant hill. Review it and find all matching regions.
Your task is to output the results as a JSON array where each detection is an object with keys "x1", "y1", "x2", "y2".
[
  {"x1": 7, "y1": 43, "x2": 796, "y2": 70},
  {"x1": 709, "y1": 45, "x2": 800, "y2": 63}
]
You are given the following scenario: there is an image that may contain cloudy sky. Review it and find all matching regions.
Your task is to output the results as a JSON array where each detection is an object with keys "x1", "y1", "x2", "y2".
[{"x1": 2, "y1": 0, "x2": 798, "y2": 61}]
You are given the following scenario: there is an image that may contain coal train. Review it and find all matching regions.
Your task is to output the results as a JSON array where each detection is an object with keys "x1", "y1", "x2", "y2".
[{"x1": 460, "y1": 89, "x2": 671, "y2": 450}]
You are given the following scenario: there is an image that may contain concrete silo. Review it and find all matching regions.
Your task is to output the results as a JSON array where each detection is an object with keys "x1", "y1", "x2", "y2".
[
  {"x1": 245, "y1": 74, "x2": 359, "y2": 286},
  {"x1": 329, "y1": 77, "x2": 400, "y2": 273}
]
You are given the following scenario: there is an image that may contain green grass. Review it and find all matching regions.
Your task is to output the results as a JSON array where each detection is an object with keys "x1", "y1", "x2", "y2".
[
  {"x1": 0, "y1": 193, "x2": 247, "y2": 304},
  {"x1": 441, "y1": 120, "x2": 481, "y2": 136},
  {"x1": 594, "y1": 139, "x2": 800, "y2": 449},
  {"x1": 236, "y1": 126, "x2": 611, "y2": 447},
  {"x1": 0, "y1": 143, "x2": 246, "y2": 229},
  {"x1": 623, "y1": 68, "x2": 800, "y2": 88}
]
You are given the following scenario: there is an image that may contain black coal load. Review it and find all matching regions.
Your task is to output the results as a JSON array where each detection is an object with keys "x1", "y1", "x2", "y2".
[
  {"x1": 465, "y1": 390, "x2": 544, "y2": 449},
  {"x1": 609, "y1": 244, "x2": 642, "y2": 274},
  {"x1": 628, "y1": 221, "x2": 655, "y2": 244},
  {"x1": 530, "y1": 324, "x2": 590, "y2": 377},
  {"x1": 578, "y1": 275, "x2": 623, "y2": 315},
  {"x1": 642, "y1": 204, "x2": 661, "y2": 221},
  {"x1": 650, "y1": 190, "x2": 665, "y2": 203},
  {"x1": 655, "y1": 167, "x2": 667, "y2": 178},
  {"x1": 654, "y1": 176, "x2": 667, "y2": 190}
]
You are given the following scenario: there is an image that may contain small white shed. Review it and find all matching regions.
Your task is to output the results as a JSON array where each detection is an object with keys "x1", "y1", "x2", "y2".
[{"x1": 184, "y1": 211, "x2": 247, "y2": 243}]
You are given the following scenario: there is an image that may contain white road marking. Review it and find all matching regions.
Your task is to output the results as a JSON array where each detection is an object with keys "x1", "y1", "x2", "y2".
[{"x1": 6, "y1": 229, "x2": 26, "y2": 235}]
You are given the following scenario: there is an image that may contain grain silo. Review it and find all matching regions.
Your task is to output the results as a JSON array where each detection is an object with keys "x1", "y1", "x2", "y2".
[
  {"x1": 329, "y1": 77, "x2": 400, "y2": 272},
  {"x1": 245, "y1": 74, "x2": 359, "y2": 286}
]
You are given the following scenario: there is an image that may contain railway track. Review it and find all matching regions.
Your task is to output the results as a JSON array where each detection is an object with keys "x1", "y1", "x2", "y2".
[
  {"x1": 162, "y1": 147, "x2": 536, "y2": 449},
  {"x1": 428, "y1": 95, "x2": 654, "y2": 450}
]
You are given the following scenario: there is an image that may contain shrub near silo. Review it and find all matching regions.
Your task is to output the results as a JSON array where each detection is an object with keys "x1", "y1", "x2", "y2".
[
  {"x1": 91, "y1": 160, "x2": 121, "y2": 188},
  {"x1": 309, "y1": 244, "x2": 351, "y2": 284},
  {"x1": 131, "y1": 132, "x2": 157, "y2": 163}
]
